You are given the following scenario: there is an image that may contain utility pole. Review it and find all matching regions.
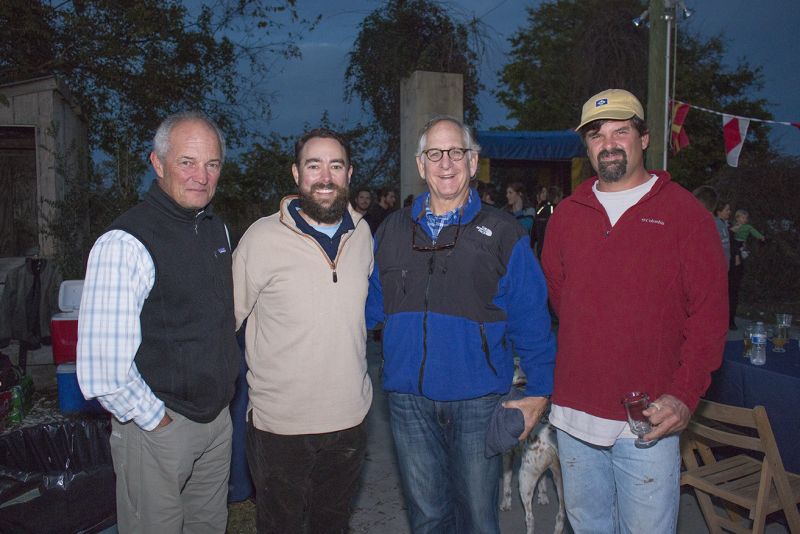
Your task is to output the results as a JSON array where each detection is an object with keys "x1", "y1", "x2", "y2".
[{"x1": 645, "y1": 0, "x2": 670, "y2": 171}]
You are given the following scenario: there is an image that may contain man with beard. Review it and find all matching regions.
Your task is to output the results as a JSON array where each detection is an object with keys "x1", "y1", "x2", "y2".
[
  {"x1": 540, "y1": 89, "x2": 728, "y2": 533},
  {"x1": 232, "y1": 128, "x2": 374, "y2": 533},
  {"x1": 352, "y1": 186, "x2": 372, "y2": 215}
]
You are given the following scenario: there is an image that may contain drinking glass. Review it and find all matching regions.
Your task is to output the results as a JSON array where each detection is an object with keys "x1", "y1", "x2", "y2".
[
  {"x1": 622, "y1": 392, "x2": 657, "y2": 449},
  {"x1": 742, "y1": 324, "x2": 754, "y2": 358},
  {"x1": 773, "y1": 314, "x2": 792, "y2": 353}
]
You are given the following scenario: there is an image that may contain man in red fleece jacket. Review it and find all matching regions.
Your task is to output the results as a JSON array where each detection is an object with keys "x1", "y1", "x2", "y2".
[{"x1": 541, "y1": 89, "x2": 728, "y2": 534}]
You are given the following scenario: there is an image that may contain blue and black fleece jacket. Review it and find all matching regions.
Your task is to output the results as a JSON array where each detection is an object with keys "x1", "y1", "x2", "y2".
[{"x1": 366, "y1": 188, "x2": 555, "y2": 400}]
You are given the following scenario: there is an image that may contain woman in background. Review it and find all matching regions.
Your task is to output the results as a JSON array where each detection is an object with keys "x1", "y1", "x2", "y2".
[{"x1": 505, "y1": 181, "x2": 535, "y2": 236}]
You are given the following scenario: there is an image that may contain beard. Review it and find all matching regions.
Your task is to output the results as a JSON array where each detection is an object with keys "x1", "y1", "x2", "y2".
[
  {"x1": 597, "y1": 149, "x2": 628, "y2": 183},
  {"x1": 299, "y1": 182, "x2": 350, "y2": 224}
]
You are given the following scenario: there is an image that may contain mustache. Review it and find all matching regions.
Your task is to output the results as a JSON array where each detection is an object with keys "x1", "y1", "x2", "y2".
[
  {"x1": 311, "y1": 183, "x2": 339, "y2": 192},
  {"x1": 599, "y1": 148, "x2": 626, "y2": 160}
]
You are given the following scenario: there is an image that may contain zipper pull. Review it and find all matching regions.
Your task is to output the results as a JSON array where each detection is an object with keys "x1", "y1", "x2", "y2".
[{"x1": 332, "y1": 270, "x2": 338, "y2": 283}]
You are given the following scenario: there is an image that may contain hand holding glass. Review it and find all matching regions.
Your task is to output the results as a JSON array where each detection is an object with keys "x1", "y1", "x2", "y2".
[{"x1": 622, "y1": 392, "x2": 657, "y2": 449}]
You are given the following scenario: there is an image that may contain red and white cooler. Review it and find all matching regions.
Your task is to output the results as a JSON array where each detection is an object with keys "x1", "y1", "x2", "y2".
[{"x1": 51, "y1": 280, "x2": 83, "y2": 365}]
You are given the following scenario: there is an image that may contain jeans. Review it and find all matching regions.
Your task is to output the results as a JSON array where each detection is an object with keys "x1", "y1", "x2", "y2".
[
  {"x1": 556, "y1": 429, "x2": 680, "y2": 534},
  {"x1": 387, "y1": 392, "x2": 502, "y2": 534},
  {"x1": 246, "y1": 419, "x2": 367, "y2": 534}
]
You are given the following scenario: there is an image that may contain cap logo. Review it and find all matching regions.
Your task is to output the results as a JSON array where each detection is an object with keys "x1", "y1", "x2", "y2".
[{"x1": 595, "y1": 98, "x2": 609, "y2": 107}]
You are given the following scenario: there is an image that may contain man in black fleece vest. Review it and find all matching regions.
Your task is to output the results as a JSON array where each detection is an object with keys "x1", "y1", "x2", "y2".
[{"x1": 77, "y1": 111, "x2": 239, "y2": 533}]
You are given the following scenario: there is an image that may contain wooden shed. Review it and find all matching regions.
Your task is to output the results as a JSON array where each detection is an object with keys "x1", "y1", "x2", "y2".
[{"x1": 0, "y1": 76, "x2": 88, "y2": 258}]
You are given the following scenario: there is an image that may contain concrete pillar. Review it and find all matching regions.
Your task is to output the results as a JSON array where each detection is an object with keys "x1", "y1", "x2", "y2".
[
  {"x1": 399, "y1": 71, "x2": 463, "y2": 202},
  {"x1": 646, "y1": 0, "x2": 669, "y2": 171}
]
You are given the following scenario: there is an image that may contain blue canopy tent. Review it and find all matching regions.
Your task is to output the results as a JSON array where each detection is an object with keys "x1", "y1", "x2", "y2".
[
  {"x1": 474, "y1": 130, "x2": 588, "y2": 196},
  {"x1": 476, "y1": 130, "x2": 584, "y2": 161}
]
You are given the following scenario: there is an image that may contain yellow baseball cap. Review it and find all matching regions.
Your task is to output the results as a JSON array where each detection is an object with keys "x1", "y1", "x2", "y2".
[{"x1": 576, "y1": 89, "x2": 644, "y2": 131}]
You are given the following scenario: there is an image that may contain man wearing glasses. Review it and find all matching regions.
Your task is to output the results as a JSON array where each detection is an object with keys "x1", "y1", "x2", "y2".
[{"x1": 366, "y1": 115, "x2": 556, "y2": 533}]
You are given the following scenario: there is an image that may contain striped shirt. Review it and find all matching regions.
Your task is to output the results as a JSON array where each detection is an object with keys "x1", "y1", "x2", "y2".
[{"x1": 76, "y1": 230, "x2": 163, "y2": 430}]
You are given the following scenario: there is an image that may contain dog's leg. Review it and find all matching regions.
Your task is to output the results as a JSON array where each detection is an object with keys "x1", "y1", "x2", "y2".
[
  {"x1": 550, "y1": 452, "x2": 566, "y2": 534},
  {"x1": 519, "y1": 443, "x2": 548, "y2": 534},
  {"x1": 535, "y1": 472, "x2": 550, "y2": 505},
  {"x1": 499, "y1": 447, "x2": 515, "y2": 511}
]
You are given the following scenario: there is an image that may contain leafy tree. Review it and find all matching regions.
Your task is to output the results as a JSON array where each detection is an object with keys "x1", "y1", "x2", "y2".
[
  {"x1": 4, "y1": 0, "x2": 317, "y2": 276},
  {"x1": 345, "y1": 0, "x2": 482, "y2": 184},
  {"x1": 0, "y1": 0, "x2": 317, "y2": 155},
  {"x1": 213, "y1": 134, "x2": 296, "y2": 245},
  {"x1": 498, "y1": 0, "x2": 648, "y2": 131},
  {"x1": 43, "y1": 147, "x2": 145, "y2": 278},
  {"x1": 496, "y1": 0, "x2": 772, "y2": 189}
]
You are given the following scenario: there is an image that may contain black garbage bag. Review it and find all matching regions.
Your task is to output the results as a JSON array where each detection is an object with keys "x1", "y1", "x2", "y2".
[{"x1": 0, "y1": 417, "x2": 115, "y2": 533}]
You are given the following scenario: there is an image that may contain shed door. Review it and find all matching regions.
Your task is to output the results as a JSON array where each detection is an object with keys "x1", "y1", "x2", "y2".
[{"x1": 0, "y1": 126, "x2": 37, "y2": 257}]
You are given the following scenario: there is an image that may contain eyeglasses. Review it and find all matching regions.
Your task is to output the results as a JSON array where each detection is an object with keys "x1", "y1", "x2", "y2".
[
  {"x1": 411, "y1": 211, "x2": 463, "y2": 252},
  {"x1": 412, "y1": 222, "x2": 461, "y2": 251},
  {"x1": 422, "y1": 148, "x2": 470, "y2": 162}
]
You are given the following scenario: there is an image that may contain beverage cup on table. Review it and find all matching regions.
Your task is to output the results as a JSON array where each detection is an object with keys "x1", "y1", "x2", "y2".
[
  {"x1": 621, "y1": 391, "x2": 657, "y2": 449},
  {"x1": 772, "y1": 314, "x2": 791, "y2": 353},
  {"x1": 743, "y1": 324, "x2": 754, "y2": 358}
]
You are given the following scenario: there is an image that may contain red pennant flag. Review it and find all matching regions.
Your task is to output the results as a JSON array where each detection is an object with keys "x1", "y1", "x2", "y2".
[
  {"x1": 723, "y1": 114, "x2": 749, "y2": 167},
  {"x1": 670, "y1": 102, "x2": 690, "y2": 153}
]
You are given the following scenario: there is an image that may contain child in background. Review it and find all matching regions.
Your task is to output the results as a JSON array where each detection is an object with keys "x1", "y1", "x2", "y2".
[{"x1": 731, "y1": 209, "x2": 765, "y2": 259}]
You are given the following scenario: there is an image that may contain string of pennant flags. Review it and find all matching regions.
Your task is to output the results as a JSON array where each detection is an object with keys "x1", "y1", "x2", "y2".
[{"x1": 669, "y1": 99, "x2": 800, "y2": 167}]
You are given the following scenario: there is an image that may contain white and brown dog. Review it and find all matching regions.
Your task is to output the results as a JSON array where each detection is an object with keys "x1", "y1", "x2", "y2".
[{"x1": 500, "y1": 420, "x2": 566, "y2": 534}]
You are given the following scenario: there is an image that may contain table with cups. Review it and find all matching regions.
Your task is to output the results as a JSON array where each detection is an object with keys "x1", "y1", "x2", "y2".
[{"x1": 704, "y1": 314, "x2": 800, "y2": 473}]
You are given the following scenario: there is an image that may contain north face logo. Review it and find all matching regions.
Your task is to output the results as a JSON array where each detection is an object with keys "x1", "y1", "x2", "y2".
[{"x1": 475, "y1": 225, "x2": 493, "y2": 237}]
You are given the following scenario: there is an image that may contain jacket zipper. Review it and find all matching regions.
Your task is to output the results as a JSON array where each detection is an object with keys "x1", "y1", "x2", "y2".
[
  {"x1": 281, "y1": 214, "x2": 357, "y2": 283},
  {"x1": 418, "y1": 253, "x2": 434, "y2": 393},
  {"x1": 479, "y1": 323, "x2": 497, "y2": 375}
]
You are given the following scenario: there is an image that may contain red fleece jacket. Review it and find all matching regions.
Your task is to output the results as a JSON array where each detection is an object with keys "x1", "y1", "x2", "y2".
[{"x1": 541, "y1": 171, "x2": 728, "y2": 421}]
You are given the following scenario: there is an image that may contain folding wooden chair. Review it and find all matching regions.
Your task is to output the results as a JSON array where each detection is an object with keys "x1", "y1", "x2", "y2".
[{"x1": 680, "y1": 399, "x2": 800, "y2": 534}]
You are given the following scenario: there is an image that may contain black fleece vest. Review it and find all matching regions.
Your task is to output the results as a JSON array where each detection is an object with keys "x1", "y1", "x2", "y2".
[{"x1": 109, "y1": 182, "x2": 239, "y2": 422}]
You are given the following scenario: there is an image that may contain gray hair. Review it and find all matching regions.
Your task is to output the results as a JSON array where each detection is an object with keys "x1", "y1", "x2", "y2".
[
  {"x1": 415, "y1": 115, "x2": 481, "y2": 156},
  {"x1": 153, "y1": 111, "x2": 226, "y2": 163}
]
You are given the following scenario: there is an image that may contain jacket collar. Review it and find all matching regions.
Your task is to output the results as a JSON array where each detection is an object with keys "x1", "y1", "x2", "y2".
[
  {"x1": 145, "y1": 180, "x2": 214, "y2": 222},
  {"x1": 410, "y1": 187, "x2": 481, "y2": 225},
  {"x1": 278, "y1": 194, "x2": 363, "y2": 233},
  {"x1": 567, "y1": 170, "x2": 672, "y2": 209}
]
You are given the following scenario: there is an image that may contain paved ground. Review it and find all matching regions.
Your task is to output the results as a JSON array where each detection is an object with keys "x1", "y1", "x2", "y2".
[{"x1": 5, "y1": 321, "x2": 791, "y2": 533}]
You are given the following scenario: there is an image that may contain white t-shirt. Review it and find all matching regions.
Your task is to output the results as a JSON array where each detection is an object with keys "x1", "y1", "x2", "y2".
[
  {"x1": 592, "y1": 174, "x2": 658, "y2": 226},
  {"x1": 549, "y1": 174, "x2": 658, "y2": 447}
]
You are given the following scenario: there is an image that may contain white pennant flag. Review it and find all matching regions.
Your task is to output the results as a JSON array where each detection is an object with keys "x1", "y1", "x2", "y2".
[{"x1": 722, "y1": 114, "x2": 750, "y2": 167}]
